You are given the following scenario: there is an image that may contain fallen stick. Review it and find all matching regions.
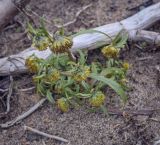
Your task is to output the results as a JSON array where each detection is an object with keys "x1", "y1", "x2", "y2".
[
  {"x1": 0, "y1": 2, "x2": 160, "y2": 76},
  {"x1": 24, "y1": 125, "x2": 69, "y2": 143},
  {"x1": 19, "y1": 86, "x2": 35, "y2": 92},
  {"x1": 6, "y1": 76, "x2": 13, "y2": 113},
  {"x1": 129, "y1": 30, "x2": 160, "y2": 45},
  {"x1": 0, "y1": 98, "x2": 47, "y2": 128},
  {"x1": 0, "y1": 0, "x2": 30, "y2": 30},
  {"x1": 154, "y1": 140, "x2": 160, "y2": 145}
]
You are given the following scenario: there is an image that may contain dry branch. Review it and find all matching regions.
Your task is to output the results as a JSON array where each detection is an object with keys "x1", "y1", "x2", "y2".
[
  {"x1": 24, "y1": 125, "x2": 69, "y2": 143},
  {"x1": 0, "y1": 98, "x2": 47, "y2": 128},
  {"x1": 129, "y1": 30, "x2": 160, "y2": 45},
  {"x1": 0, "y1": 0, "x2": 30, "y2": 30},
  {"x1": 0, "y1": 2, "x2": 160, "y2": 76},
  {"x1": 6, "y1": 76, "x2": 13, "y2": 113}
]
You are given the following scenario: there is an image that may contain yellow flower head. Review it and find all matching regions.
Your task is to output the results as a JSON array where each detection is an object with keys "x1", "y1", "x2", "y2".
[
  {"x1": 33, "y1": 36, "x2": 50, "y2": 51},
  {"x1": 119, "y1": 78, "x2": 128, "y2": 85},
  {"x1": 48, "y1": 69, "x2": 60, "y2": 82},
  {"x1": 73, "y1": 66, "x2": 90, "y2": 82},
  {"x1": 89, "y1": 91, "x2": 105, "y2": 107},
  {"x1": 102, "y1": 45, "x2": 119, "y2": 58},
  {"x1": 122, "y1": 62, "x2": 130, "y2": 70},
  {"x1": 55, "y1": 84, "x2": 63, "y2": 94},
  {"x1": 57, "y1": 98, "x2": 69, "y2": 112},
  {"x1": 25, "y1": 56, "x2": 39, "y2": 73},
  {"x1": 50, "y1": 36, "x2": 73, "y2": 53}
]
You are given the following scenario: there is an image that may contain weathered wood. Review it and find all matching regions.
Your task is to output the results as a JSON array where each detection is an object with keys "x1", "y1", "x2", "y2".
[
  {"x1": 0, "y1": 0, "x2": 30, "y2": 30},
  {"x1": 0, "y1": 2, "x2": 160, "y2": 76},
  {"x1": 129, "y1": 30, "x2": 160, "y2": 45}
]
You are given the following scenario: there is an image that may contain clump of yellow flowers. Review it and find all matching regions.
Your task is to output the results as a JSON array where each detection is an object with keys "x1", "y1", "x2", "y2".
[
  {"x1": 25, "y1": 23, "x2": 130, "y2": 113},
  {"x1": 47, "y1": 69, "x2": 60, "y2": 82},
  {"x1": 25, "y1": 55, "x2": 40, "y2": 73},
  {"x1": 32, "y1": 36, "x2": 50, "y2": 51},
  {"x1": 57, "y1": 98, "x2": 70, "y2": 112},
  {"x1": 102, "y1": 45, "x2": 119, "y2": 58},
  {"x1": 122, "y1": 62, "x2": 130, "y2": 70},
  {"x1": 89, "y1": 91, "x2": 105, "y2": 107},
  {"x1": 50, "y1": 36, "x2": 73, "y2": 53},
  {"x1": 73, "y1": 66, "x2": 91, "y2": 82}
]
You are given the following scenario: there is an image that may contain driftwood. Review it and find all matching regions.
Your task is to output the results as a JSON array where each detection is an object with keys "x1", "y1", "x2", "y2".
[
  {"x1": 0, "y1": 2, "x2": 160, "y2": 76},
  {"x1": 0, "y1": 0, "x2": 30, "y2": 30}
]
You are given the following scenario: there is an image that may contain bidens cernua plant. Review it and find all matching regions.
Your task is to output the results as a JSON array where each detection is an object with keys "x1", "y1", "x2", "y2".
[{"x1": 25, "y1": 23, "x2": 130, "y2": 112}]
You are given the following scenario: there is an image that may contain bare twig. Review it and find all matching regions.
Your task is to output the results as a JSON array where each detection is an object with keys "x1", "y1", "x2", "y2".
[
  {"x1": 0, "y1": 98, "x2": 47, "y2": 128},
  {"x1": 0, "y1": 88, "x2": 8, "y2": 92},
  {"x1": 42, "y1": 140, "x2": 46, "y2": 145},
  {"x1": 96, "y1": 0, "x2": 103, "y2": 26},
  {"x1": 24, "y1": 4, "x2": 92, "y2": 29},
  {"x1": 0, "y1": 92, "x2": 8, "y2": 112},
  {"x1": 149, "y1": 118, "x2": 160, "y2": 122},
  {"x1": 154, "y1": 140, "x2": 160, "y2": 145},
  {"x1": 19, "y1": 86, "x2": 35, "y2": 92},
  {"x1": 24, "y1": 125, "x2": 69, "y2": 143},
  {"x1": 155, "y1": 65, "x2": 160, "y2": 88},
  {"x1": 12, "y1": 1, "x2": 35, "y2": 24},
  {"x1": 0, "y1": 0, "x2": 30, "y2": 31},
  {"x1": 4, "y1": 23, "x2": 17, "y2": 31},
  {"x1": 6, "y1": 76, "x2": 13, "y2": 113},
  {"x1": 25, "y1": 7, "x2": 52, "y2": 25},
  {"x1": 136, "y1": 56, "x2": 153, "y2": 61},
  {"x1": 55, "y1": 4, "x2": 92, "y2": 28}
]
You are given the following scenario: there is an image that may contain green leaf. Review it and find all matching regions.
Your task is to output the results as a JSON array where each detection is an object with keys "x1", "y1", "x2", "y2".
[
  {"x1": 101, "y1": 67, "x2": 124, "y2": 76},
  {"x1": 46, "y1": 90, "x2": 54, "y2": 103},
  {"x1": 89, "y1": 73, "x2": 127, "y2": 103},
  {"x1": 112, "y1": 30, "x2": 128, "y2": 48},
  {"x1": 77, "y1": 49, "x2": 86, "y2": 65},
  {"x1": 91, "y1": 63, "x2": 98, "y2": 74},
  {"x1": 81, "y1": 81, "x2": 90, "y2": 91},
  {"x1": 75, "y1": 93, "x2": 91, "y2": 98},
  {"x1": 58, "y1": 54, "x2": 70, "y2": 67},
  {"x1": 100, "y1": 105, "x2": 108, "y2": 116},
  {"x1": 72, "y1": 29, "x2": 112, "y2": 41}
]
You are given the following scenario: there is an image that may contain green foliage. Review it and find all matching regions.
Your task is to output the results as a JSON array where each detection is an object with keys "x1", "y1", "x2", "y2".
[
  {"x1": 26, "y1": 24, "x2": 130, "y2": 112},
  {"x1": 89, "y1": 74, "x2": 127, "y2": 103},
  {"x1": 112, "y1": 30, "x2": 128, "y2": 48}
]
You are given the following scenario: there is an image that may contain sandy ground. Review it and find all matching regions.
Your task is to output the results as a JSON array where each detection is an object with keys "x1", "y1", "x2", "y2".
[{"x1": 0, "y1": 0, "x2": 160, "y2": 145}]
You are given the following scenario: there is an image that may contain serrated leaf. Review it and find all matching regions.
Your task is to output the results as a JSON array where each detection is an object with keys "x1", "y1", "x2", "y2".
[{"x1": 89, "y1": 73, "x2": 127, "y2": 103}]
